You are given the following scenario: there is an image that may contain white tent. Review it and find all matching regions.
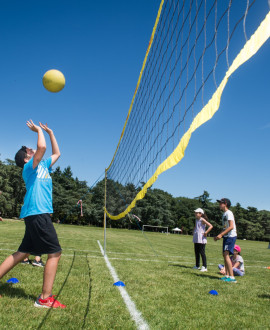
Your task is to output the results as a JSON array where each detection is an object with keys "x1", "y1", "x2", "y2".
[{"x1": 172, "y1": 227, "x2": 182, "y2": 234}]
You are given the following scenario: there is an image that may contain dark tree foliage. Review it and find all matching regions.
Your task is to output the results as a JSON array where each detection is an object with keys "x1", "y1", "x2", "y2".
[
  {"x1": 0, "y1": 159, "x2": 25, "y2": 217},
  {"x1": 0, "y1": 158, "x2": 269, "y2": 241}
]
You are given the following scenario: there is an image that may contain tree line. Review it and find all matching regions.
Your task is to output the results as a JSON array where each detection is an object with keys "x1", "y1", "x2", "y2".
[{"x1": 0, "y1": 158, "x2": 269, "y2": 241}]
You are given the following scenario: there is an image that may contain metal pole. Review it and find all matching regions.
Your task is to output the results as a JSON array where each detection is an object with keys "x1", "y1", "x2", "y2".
[{"x1": 103, "y1": 169, "x2": 107, "y2": 256}]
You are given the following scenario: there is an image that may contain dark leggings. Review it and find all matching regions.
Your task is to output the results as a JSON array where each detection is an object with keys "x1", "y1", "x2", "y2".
[{"x1": 194, "y1": 243, "x2": 207, "y2": 268}]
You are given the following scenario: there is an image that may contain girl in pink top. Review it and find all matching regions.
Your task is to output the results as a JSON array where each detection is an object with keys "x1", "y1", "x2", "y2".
[{"x1": 193, "y1": 208, "x2": 213, "y2": 272}]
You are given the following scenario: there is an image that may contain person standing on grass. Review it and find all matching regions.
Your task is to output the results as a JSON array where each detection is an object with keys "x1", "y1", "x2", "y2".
[
  {"x1": 0, "y1": 120, "x2": 66, "y2": 308},
  {"x1": 192, "y1": 208, "x2": 213, "y2": 272},
  {"x1": 214, "y1": 198, "x2": 237, "y2": 283}
]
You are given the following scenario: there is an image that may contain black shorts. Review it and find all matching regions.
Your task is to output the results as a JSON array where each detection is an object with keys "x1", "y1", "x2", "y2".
[{"x1": 18, "y1": 213, "x2": 62, "y2": 255}]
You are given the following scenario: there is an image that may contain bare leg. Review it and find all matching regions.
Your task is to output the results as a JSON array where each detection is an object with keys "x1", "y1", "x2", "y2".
[
  {"x1": 0, "y1": 252, "x2": 29, "y2": 279},
  {"x1": 41, "y1": 252, "x2": 61, "y2": 299},
  {"x1": 35, "y1": 256, "x2": 41, "y2": 262},
  {"x1": 223, "y1": 251, "x2": 233, "y2": 277}
]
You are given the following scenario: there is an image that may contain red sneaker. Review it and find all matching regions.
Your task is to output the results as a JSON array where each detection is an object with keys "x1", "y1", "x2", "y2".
[{"x1": 34, "y1": 295, "x2": 66, "y2": 309}]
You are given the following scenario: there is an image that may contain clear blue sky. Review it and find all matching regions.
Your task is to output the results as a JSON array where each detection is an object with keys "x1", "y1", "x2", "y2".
[{"x1": 0, "y1": 0, "x2": 269, "y2": 211}]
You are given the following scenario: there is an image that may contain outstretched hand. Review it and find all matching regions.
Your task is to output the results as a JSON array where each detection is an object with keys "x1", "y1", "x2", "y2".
[
  {"x1": 39, "y1": 122, "x2": 53, "y2": 134},
  {"x1": 26, "y1": 119, "x2": 41, "y2": 133},
  {"x1": 214, "y1": 234, "x2": 222, "y2": 241}
]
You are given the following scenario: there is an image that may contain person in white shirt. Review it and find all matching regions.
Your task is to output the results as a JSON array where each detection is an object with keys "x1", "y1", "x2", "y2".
[
  {"x1": 214, "y1": 198, "x2": 237, "y2": 283},
  {"x1": 192, "y1": 208, "x2": 213, "y2": 272},
  {"x1": 218, "y1": 244, "x2": 245, "y2": 276}
]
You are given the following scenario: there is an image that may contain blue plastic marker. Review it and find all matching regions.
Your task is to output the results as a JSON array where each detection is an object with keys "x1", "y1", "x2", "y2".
[
  {"x1": 113, "y1": 281, "x2": 125, "y2": 287},
  {"x1": 7, "y1": 278, "x2": 19, "y2": 284},
  {"x1": 209, "y1": 290, "x2": 218, "y2": 295}
]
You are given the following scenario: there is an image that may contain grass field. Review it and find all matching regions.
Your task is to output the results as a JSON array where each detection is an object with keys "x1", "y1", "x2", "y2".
[{"x1": 0, "y1": 219, "x2": 269, "y2": 329}]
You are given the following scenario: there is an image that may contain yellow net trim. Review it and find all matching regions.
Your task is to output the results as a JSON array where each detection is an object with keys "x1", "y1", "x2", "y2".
[
  {"x1": 106, "y1": 0, "x2": 165, "y2": 172},
  {"x1": 106, "y1": 11, "x2": 270, "y2": 220}
]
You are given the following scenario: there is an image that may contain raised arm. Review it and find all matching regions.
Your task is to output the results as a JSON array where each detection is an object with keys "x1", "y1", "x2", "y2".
[
  {"x1": 26, "y1": 120, "x2": 46, "y2": 169},
  {"x1": 39, "y1": 123, "x2": 61, "y2": 167}
]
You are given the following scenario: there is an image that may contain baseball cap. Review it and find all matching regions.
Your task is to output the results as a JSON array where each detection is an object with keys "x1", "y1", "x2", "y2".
[
  {"x1": 216, "y1": 198, "x2": 231, "y2": 208},
  {"x1": 15, "y1": 146, "x2": 27, "y2": 168},
  {"x1": 234, "y1": 245, "x2": 241, "y2": 253},
  {"x1": 194, "y1": 208, "x2": 204, "y2": 214}
]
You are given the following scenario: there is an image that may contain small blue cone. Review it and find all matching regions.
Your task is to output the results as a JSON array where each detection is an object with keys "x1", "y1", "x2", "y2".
[
  {"x1": 7, "y1": 278, "x2": 19, "y2": 284},
  {"x1": 113, "y1": 281, "x2": 125, "y2": 287},
  {"x1": 209, "y1": 290, "x2": 218, "y2": 295}
]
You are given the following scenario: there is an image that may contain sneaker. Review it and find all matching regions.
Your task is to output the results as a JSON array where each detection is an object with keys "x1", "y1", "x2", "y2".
[
  {"x1": 34, "y1": 295, "x2": 66, "y2": 309},
  {"x1": 21, "y1": 259, "x2": 31, "y2": 265},
  {"x1": 32, "y1": 260, "x2": 45, "y2": 267},
  {"x1": 200, "y1": 266, "x2": 207, "y2": 272},
  {"x1": 220, "y1": 276, "x2": 229, "y2": 281},
  {"x1": 192, "y1": 266, "x2": 200, "y2": 270},
  {"x1": 224, "y1": 277, "x2": 237, "y2": 284}
]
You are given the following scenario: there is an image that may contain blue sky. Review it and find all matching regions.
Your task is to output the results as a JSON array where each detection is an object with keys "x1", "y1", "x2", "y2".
[{"x1": 0, "y1": 0, "x2": 269, "y2": 211}]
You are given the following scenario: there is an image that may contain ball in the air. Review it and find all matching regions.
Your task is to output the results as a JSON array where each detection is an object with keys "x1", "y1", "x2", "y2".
[{"x1": 42, "y1": 69, "x2": 65, "y2": 93}]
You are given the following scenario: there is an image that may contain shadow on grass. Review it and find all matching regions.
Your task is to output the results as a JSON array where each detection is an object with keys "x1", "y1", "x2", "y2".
[
  {"x1": 192, "y1": 273, "x2": 220, "y2": 280},
  {"x1": 258, "y1": 294, "x2": 270, "y2": 299},
  {"x1": 0, "y1": 283, "x2": 36, "y2": 300},
  {"x1": 168, "y1": 264, "x2": 220, "y2": 280},
  {"x1": 81, "y1": 253, "x2": 92, "y2": 329},
  {"x1": 168, "y1": 264, "x2": 192, "y2": 269}
]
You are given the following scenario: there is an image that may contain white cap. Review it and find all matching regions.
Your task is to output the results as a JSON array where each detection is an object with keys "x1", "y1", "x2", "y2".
[{"x1": 194, "y1": 208, "x2": 204, "y2": 214}]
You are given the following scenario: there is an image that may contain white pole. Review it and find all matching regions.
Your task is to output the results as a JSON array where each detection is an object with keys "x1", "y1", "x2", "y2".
[{"x1": 103, "y1": 169, "x2": 107, "y2": 256}]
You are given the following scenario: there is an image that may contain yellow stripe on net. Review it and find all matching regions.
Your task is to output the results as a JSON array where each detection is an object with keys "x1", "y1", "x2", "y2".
[
  {"x1": 106, "y1": 0, "x2": 165, "y2": 172},
  {"x1": 106, "y1": 11, "x2": 270, "y2": 220}
]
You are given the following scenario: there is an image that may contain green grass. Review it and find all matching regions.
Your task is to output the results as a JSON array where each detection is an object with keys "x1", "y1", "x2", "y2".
[{"x1": 0, "y1": 219, "x2": 269, "y2": 329}]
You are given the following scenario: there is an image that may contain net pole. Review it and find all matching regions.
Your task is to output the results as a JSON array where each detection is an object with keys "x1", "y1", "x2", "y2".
[{"x1": 103, "y1": 169, "x2": 107, "y2": 256}]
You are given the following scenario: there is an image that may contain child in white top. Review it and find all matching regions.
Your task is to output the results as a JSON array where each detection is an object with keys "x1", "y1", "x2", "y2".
[
  {"x1": 193, "y1": 208, "x2": 213, "y2": 272},
  {"x1": 218, "y1": 245, "x2": 245, "y2": 276}
]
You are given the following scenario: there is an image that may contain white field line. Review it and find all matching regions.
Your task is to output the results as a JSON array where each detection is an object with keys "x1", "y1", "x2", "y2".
[
  {"x1": 0, "y1": 242, "x2": 268, "y2": 264},
  {"x1": 97, "y1": 240, "x2": 149, "y2": 330},
  {"x1": 0, "y1": 241, "x2": 268, "y2": 262},
  {"x1": 0, "y1": 242, "x2": 101, "y2": 254},
  {"x1": 0, "y1": 248, "x2": 267, "y2": 268}
]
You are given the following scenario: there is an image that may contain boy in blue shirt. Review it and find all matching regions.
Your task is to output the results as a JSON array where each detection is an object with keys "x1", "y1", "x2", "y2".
[{"x1": 0, "y1": 120, "x2": 65, "y2": 308}]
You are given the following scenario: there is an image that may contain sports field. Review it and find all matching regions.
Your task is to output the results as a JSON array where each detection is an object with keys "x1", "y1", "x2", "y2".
[{"x1": 0, "y1": 219, "x2": 269, "y2": 329}]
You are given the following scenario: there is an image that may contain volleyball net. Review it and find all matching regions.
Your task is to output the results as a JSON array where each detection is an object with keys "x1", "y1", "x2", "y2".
[{"x1": 105, "y1": 0, "x2": 270, "y2": 220}]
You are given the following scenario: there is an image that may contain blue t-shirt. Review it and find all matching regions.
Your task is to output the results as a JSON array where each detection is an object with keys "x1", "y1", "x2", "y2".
[{"x1": 20, "y1": 157, "x2": 53, "y2": 218}]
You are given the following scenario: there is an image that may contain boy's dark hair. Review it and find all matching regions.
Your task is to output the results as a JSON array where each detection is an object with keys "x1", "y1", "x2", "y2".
[
  {"x1": 217, "y1": 198, "x2": 231, "y2": 208},
  {"x1": 15, "y1": 146, "x2": 27, "y2": 168}
]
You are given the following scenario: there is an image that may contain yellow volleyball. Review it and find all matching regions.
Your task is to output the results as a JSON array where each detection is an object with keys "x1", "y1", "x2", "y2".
[{"x1": 42, "y1": 69, "x2": 65, "y2": 93}]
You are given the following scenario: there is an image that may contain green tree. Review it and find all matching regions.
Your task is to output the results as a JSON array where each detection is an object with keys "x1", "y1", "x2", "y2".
[
  {"x1": 195, "y1": 190, "x2": 211, "y2": 209},
  {"x1": 0, "y1": 156, "x2": 269, "y2": 240}
]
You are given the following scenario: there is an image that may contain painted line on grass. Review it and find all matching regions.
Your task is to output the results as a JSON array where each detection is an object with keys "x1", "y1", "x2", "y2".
[
  {"x1": 97, "y1": 240, "x2": 149, "y2": 330},
  {"x1": 0, "y1": 242, "x2": 268, "y2": 265},
  {"x1": 0, "y1": 248, "x2": 267, "y2": 269}
]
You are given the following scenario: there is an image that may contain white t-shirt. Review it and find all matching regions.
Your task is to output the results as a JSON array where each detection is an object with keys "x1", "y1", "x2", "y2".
[
  {"x1": 231, "y1": 255, "x2": 245, "y2": 272},
  {"x1": 222, "y1": 210, "x2": 237, "y2": 237}
]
